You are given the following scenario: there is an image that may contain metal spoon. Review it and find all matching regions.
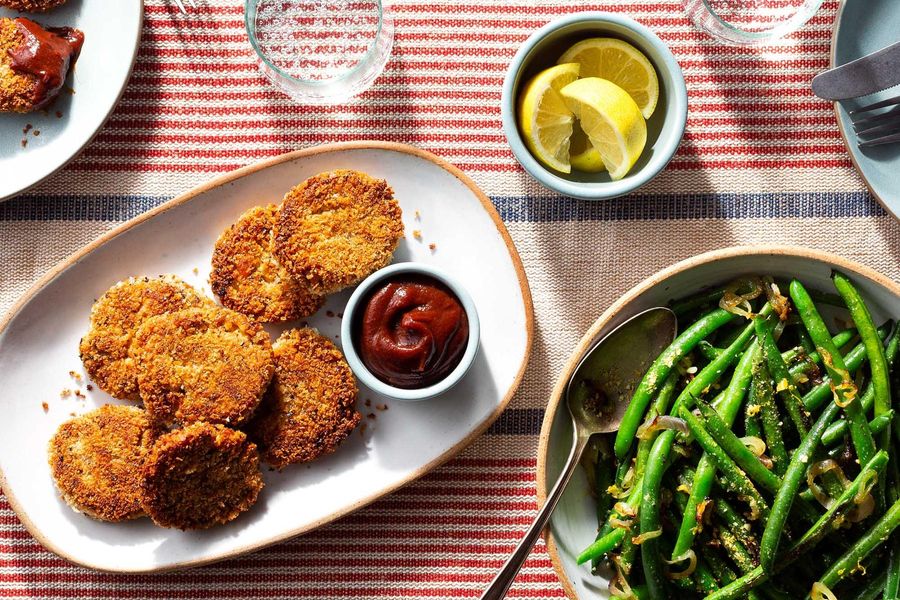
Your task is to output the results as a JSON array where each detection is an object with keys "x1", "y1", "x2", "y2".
[{"x1": 480, "y1": 307, "x2": 678, "y2": 600}]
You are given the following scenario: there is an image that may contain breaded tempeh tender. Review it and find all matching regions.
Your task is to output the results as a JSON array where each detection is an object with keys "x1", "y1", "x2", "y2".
[
  {"x1": 250, "y1": 328, "x2": 360, "y2": 468},
  {"x1": 130, "y1": 305, "x2": 274, "y2": 429},
  {"x1": 211, "y1": 204, "x2": 324, "y2": 322},
  {"x1": 79, "y1": 275, "x2": 204, "y2": 400},
  {"x1": 0, "y1": 17, "x2": 37, "y2": 113},
  {"x1": 140, "y1": 423, "x2": 263, "y2": 530},
  {"x1": 48, "y1": 405, "x2": 154, "y2": 522},
  {"x1": 274, "y1": 170, "x2": 404, "y2": 295},
  {"x1": 0, "y1": 0, "x2": 68, "y2": 11}
]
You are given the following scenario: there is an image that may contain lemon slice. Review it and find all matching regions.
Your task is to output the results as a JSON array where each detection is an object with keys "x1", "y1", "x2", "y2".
[
  {"x1": 560, "y1": 77, "x2": 647, "y2": 180},
  {"x1": 569, "y1": 121, "x2": 605, "y2": 173},
  {"x1": 516, "y1": 63, "x2": 581, "y2": 173},
  {"x1": 558, "y1": 38, "x2": 659, "y2": 119}
]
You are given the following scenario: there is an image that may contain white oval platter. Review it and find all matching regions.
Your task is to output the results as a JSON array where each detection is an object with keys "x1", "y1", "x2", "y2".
[
  {"x1": 0, "y1": 141, "x2": 534, "y2": 572},
  {"x1": 0, "y1": 0, "x2": 143, "y2": 200}
]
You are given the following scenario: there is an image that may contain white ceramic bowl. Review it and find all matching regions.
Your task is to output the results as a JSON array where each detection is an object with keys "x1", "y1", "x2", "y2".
[
  {"x1": 536, "y1": 246, "x2": 900, "y2": 599},
  {"x1": 340, "y1": 262, "x2": 481, "y2": 401}
]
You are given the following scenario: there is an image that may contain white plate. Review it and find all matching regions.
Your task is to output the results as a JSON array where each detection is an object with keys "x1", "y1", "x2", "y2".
[
  {"x1": 536, "y1": 247, "x2": 900, "y2": 599},
  {"x1": 0, "y1": 1, "x2": 142, "y2": 201},
  {"x1": 0, "y1": 142, "x2": 533, "y2": 572}
]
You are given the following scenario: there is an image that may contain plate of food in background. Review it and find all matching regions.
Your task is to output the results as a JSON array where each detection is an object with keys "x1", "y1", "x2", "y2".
[
  {"x1": 0, "y1": 0, "x2": 143, "y2": 201},
  {"x1": 0, "y1": 141, "x2": 533, "y2": 572}
]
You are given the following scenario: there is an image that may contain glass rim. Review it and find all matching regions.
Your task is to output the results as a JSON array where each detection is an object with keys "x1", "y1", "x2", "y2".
[
  {"x1": 689, "y1": 0, "x2": 825, "y2": 44},
  {"x1": 244, "y1": 0, "x2": 388, "y2": 87}
]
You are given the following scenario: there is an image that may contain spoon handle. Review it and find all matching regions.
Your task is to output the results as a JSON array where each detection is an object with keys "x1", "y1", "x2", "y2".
[{"x1": 479, "y1": 428, "x2": 591, "y2": 600}]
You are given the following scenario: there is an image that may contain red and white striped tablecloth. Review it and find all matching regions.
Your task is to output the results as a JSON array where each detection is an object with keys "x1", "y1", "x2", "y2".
[{"x1": 1, "y1": 0, "x2": 899, "y2": 598}]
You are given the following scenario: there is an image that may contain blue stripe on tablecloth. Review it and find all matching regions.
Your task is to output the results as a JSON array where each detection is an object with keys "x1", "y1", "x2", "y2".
[
  {"x1": 487, "y1": 408, "x2": 545, "y2": 435},
  {"x1": 0, "y1": 191, "x2": 887, "y2": 222}
]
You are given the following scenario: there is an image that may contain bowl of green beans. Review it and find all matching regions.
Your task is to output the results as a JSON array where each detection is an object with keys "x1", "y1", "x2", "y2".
[{"x1": 537, "y1": 246, "x2": 900, "y2": 600}]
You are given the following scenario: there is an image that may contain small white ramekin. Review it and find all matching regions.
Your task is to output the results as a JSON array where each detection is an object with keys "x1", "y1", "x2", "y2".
[{"x1": 340, "y1": 263, "x2": 480, "y2": 401}]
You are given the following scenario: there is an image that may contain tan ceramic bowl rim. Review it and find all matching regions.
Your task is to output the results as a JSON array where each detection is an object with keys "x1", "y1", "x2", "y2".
[{"x1": 535, "y1": 245, "x2": 900, "y2": 599}]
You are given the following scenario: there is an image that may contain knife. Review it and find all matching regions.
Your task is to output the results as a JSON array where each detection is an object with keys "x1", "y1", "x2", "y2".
[{"x1": 812, "y1": 40, "x2": 900, "y2": 101}]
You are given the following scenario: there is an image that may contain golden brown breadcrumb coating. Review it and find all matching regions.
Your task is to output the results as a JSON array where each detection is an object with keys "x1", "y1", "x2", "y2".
[
  {"x1": 0, "y1": 0, "x2": 67, "y2": 11},
  {"x1": 131, "y1": 305, "x2": 274, "y2": 429},
  {"x1": 0, "y1": 17, "x2": 37, "y2": 113},
  {"x1": 140, "y1": 423, "x2": 263, "y2": 530},
  {"x1": 48, "y1": 405, "x2": 155, "y2": 522},
  {"x1": 79, "y1": 276, "x2": 205, "y2": 401},
  {"x1": 274, "y1": 170, "x2": 404, "y2": 295},
  {"x1": 250, "y1": 328, "x2": 360, "y2": 469},
  {"x1": 211, "y1": 204, "x2": 324, "y2": 322}
]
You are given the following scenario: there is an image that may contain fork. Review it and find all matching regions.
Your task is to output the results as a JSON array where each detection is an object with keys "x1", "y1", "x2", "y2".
[
  {"x1": 849, "y1": 94, "x2": 900, "y2": 148},
  {"x1": 171, "y1": 0, "x2": 198, "y2": 13}
]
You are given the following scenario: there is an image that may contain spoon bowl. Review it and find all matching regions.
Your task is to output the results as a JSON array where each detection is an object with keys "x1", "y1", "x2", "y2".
[{"x1": 480, "y1": 307, "x2": 677, "y2": 600}]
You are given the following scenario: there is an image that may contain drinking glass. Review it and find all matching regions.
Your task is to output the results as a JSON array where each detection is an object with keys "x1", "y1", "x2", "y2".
[
  {"x1": 682, "y1": 0, "x2": 825, "y2": 45},
  {"x1": 245, "y1": 0, "x2": 394, "y2": 104}
]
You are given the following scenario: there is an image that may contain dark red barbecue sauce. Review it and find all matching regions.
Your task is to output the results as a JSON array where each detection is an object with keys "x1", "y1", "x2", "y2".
[
  {"x1": 357, "y1": 275, "x2": 469, "y2": 389},
  {"x1": 8, "y1": 18, "x2": 84, "y2": 108}
]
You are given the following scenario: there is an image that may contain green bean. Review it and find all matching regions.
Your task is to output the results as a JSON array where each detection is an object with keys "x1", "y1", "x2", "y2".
[
  {"x1": 679, "y1": 405, "x2": 770, "y2": 521},
  {"x1": 759, "y1": 394, "x2": 842, "y2": 574},
  {"x1": 784, "y1": 328, "x2": 856, "y2": 369},
  {"x1": 819, "y1": 496, "x2": 900, "y2": 588},
  {"x1": 822, "y1": 410, "x2": 894, "y2": 448},
  {"x1": 858, "y1": 569, "x2": 889, "y2": 600},
  {"x1": 745, "y1": 409, "x2": 762, "y2": 438},
  {"x1": 615, "y1": 308, "x2": 737, "y2": 460},
  {"x1": 885, "y1": 534, "x2": 900, "y2": 600},
  {"x1": 715, "y1": 495, "x2": 758, "y2": 555},
  {"x1": 642, "y1": 319, "x2": 758, "y2": 598},
  {"x1": 699, "y1": 340, "x2": 723, "y2": 361},
  {"x1": 702, "y1": 545, "x2": 738, "y2": 586},
  {"x1": 694, "y1": 398, "x2": 781, "y2": 494},
  {"x1": 755, "y1": 314, "x2": 809, "y2": 436},
  {"x1": 707, "y1": 450, "x2": 888, "y2": 600},
  {"x1": 577, "y1": 527, "x2": 625, "y2": 565},
  {"x1": 672, "y1": 342, "x2": 761, "y2": 560},
  {"x1": 796, "y1": 326, "x2": 816, "y2": 354},
  {"x1": 833, "y1": 272, "x2": 892, "y2": 426},
  {"x1": 801, "y1": 326, "x2": 891, "y2": 412},
  {"x1": 593, "y1": 446, "x2": 615, "y2": 526},
  {"x1": 789, "y1": 279, "x2": 876, "y2": 467},
  {"x1": 751, "y1": 361, "x2": 788, "y2": 477},
  {"x1": 717, "y1": 523, "x2": 757, "y2": 574}
]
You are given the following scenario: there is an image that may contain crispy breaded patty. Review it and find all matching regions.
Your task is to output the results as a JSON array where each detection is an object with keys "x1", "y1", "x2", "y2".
[
  {"x1": 0, "y1": 0, "x2": 67, "y2": 11},
  {"x1": 0, "y1": 18, "x2": 37, "y2": 113},
  {"x1": 48, "y1": 405, "x2": 154, "y2": 522},
  {"x1": 131, "y1": 305, "x2": 274, "y2": 428},
  {"x1": 79, "y1": 276, "x2": 205, "y2": 401},
  {"x1": 140, "y1": 422, "x2": 263, "y2": 530},
  {"x1": 250, "y1": 328, "x2": 360, "y2": 468},
  {"x1": 210, "y1": 204, "x2": 324, "y2": 322},
  {"x1": 274, "y1": 170, "x2": 404, "y2": 295}
]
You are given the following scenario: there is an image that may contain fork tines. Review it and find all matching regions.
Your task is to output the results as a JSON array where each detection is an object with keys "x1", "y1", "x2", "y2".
[{"x1": 850, "y1": 94, "x2": 900, "y2": 147}]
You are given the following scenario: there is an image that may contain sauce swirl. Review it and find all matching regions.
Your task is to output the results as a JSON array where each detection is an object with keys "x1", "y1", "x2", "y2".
[
  {"x1": 9, "y1": 18, "x2": 84, "y2": 108},
  {"x1": 357, "y1": 275, "x2": 469, "y2": 389}
]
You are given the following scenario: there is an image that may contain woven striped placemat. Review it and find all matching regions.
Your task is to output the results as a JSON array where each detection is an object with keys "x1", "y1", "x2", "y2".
[{"x1": 1, "y1": 0, "x2": 899, "y2": 597}]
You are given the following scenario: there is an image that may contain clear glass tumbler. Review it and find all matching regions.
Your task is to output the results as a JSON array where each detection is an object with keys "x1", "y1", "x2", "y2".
[
  {"x1": 682, "y1": 0, "x2": 825, "y2": 45},
  {"x1": 245, "y1": 0, "x2": 394, "y2": 104}
]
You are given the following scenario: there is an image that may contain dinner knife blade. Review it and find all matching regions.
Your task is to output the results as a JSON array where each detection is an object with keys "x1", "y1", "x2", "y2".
[{"x1": 812, "y1": 40, "x2": 900, "y2": 101}]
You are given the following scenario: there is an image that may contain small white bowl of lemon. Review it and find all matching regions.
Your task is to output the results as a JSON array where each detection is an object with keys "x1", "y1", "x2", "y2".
[{"x1": 501, "y1": 13, "x2": 687, "y2": 200}]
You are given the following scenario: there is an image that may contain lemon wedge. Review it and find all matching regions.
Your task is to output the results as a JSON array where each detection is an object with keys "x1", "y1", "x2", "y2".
[
  {"x1": 558, "y1": 38, "x2": 659, "y2": 119},
  {"x1": 569, "y1": 121, "x2": 605, "y2": 173},
  {"x1": 516, "y1": 63, "x2": 581, "y2": 173},
  {"x1": 560, "y1": 77, "x2": 646, "y2": 180}
]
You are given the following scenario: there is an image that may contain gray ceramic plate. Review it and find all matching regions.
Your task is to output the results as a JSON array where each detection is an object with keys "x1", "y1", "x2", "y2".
[
  {"x1": 0, "y1": 1, "x2": 142, "y2": 201},
  {"x1": 536, "y1": 246, "x2": 900, "y2": 599},
  {"x1": 832, "y1": 0, "x2": 900, "y2": 220}
]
